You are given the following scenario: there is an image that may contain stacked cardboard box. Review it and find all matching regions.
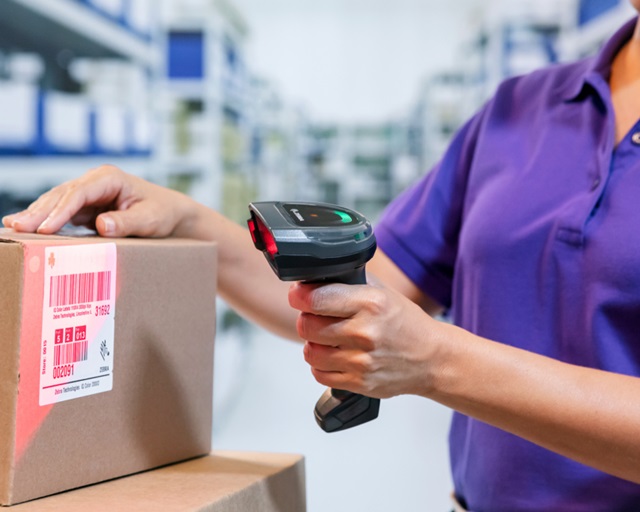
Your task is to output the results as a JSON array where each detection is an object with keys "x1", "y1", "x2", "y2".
[
  {"x1": 0, "y1": 230, "x2": 217, "y2": 505},
  {"x1": 10, "y1": 451, "x2": 306, "y2": 511}
]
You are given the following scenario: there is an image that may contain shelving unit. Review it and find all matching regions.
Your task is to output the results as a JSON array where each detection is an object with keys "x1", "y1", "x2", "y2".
[
  {"x1": 304, "y1": 123, "x2": 413, "y2": 222},
  {"x1": 411, "y1": 71, "x2": 472, "y2": 172},
  {"x1": 560, "y1": 0, "x2": 636, "y2": 59},
  {"x1": 0, "y1": 156, "x2": 153, "y2": 190},
  {"x1": 248, "y1": 78, "x2": 313, "y2": 204},
  {"x1": 1, "y1": 0, "x2": 159, "y2": 67},
  {"x1": 0, "y1": 0, "x2": 159, "y2": 214},
  {"x1": 409, "y1": 0, "x2": 636, "y2": 185},
  {"x1": 155, "y1": 0, "x2": 252, "y2": 219}
]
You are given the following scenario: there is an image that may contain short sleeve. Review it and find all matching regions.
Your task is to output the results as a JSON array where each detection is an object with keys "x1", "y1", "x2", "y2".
[{"x1": 375, "y1": 106, "x2": 488, "y2": 308}]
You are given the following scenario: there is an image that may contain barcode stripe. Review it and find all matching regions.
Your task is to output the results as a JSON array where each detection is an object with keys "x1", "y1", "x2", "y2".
[
  {"x1": 49, "y1": 271, "x2": 112, "y2": 307},
  {"x1": 53, "y1": 340, "x2": 89, "y2": 366}
]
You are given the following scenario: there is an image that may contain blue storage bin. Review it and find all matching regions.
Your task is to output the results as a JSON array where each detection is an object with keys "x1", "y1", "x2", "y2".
[
  {"x1": 579, "y1": 0, "x2": 621, "y2": 25},
  {"x1": 167, "y1": 31, "x2": 205, "y2": 79}
]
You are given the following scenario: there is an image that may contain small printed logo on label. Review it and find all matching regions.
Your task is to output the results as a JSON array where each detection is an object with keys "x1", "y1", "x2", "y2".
[
  {"x1": 100, "y1": 340, "x2": 110, "y2": 361},
  {"x1": 290, "y1": 208, "x2": 305, "y2": 222}
]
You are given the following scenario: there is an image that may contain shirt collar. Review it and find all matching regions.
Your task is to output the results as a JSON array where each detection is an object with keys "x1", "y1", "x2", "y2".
[{"x1": 561, "y1": 16, "x2": 638, "y2": 102}]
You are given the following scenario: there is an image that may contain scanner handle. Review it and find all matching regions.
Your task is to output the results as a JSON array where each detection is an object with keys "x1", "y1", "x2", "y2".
[{"x1": 310, "y1": 265, "x2": 381, "y2": 433}]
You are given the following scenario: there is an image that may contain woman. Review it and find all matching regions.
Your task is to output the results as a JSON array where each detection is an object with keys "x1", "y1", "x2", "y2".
[{"x1": 5, "y1": 4, "x2": 640, "y2": 510}]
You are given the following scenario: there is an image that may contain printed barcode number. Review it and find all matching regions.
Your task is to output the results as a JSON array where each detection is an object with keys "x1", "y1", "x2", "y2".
[
  {"x1": 54, "y1": 341, "x2": 89, "y2": 366},
  {"x1": 49, "y1": 271, "x2": 111, "y2": 307}
]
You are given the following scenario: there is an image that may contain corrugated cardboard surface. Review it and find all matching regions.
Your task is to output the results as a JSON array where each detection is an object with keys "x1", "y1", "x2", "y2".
[
  {"x1": 0, "y1": 230, "x2": 217, "y2": 506},
  {"x1": 9, "y1": 451, "x2": 306, "y2": 512},
  {"x1": 0, "y1": 243, "x2": 24, "y2": 503}
]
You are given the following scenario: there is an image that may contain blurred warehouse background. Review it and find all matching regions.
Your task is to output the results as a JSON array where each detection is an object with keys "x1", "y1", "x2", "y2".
[{"x1": 0, "y1": 0, "x2": 635, "y2": 510}]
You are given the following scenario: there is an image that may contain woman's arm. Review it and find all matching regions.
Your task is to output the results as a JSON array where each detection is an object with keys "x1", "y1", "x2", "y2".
[
  {"x1": 290, "y1": 276, "x2": 640, "y2": 484},
  {"x1": 3, "y1": 166, "x2": 299, "y2": 340},
  {"x1": 2, "y1": 166, "x2": 446, "y2": 342}
]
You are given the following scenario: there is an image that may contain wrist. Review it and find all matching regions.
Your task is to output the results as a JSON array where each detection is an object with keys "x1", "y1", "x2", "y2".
[
  {"x1": 417, "y1": 320, "x2": 477, "y2": 400},
  {"x1": 170, "y1": 193, "x2": 209, "y2": 239}
]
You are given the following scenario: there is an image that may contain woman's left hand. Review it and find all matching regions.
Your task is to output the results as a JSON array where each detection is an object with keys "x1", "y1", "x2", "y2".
[{"x1": 288, "y1": 280, "x2": 445, "y2": 399}]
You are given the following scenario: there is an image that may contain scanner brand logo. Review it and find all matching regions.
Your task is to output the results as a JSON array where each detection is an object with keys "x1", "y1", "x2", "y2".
[{"x1": 290, "y1": 208, "x2": 305, "y2": 222}]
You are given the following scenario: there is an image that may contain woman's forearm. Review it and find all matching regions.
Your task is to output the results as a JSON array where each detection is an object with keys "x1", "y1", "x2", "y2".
[
  {"x1": 179, "y1": 201, "x2": 301, "y2": 341},
  {"x1": 430, "y1": 323, "x2": 640, "y2": 483}
]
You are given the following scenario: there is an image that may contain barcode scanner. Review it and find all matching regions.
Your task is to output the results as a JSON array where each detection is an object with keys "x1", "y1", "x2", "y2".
[{"x1": 247, "y1": 201, "x2": 380, "y2": 432}]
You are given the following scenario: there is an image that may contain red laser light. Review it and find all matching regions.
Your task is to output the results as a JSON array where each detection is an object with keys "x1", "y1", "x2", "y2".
[{"x1": 251, "y1": 217, "x2": 278, "y2": 258}]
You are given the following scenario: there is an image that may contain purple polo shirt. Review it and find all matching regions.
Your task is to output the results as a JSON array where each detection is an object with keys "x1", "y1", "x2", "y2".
[{"x1": 376, "y1": 17, "x2": 640, "y2": 512}]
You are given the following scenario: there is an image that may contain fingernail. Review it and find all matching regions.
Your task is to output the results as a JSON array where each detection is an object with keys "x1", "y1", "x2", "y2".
[
  {"x1": 101, "y1": 216, "x2": 115, "y2": 235},
  {"x1": 5, "y1": 212, "x2": 25, "y2": 223},
  {"x1": 2, "y1": 215, "x2": 14, "y2": 227},
  {"x1": 37, "y1": 217, "x2": 51, "y2": 233},
  {"x1": 10, "y1": 212, "x2": 30, "y2": 226}
]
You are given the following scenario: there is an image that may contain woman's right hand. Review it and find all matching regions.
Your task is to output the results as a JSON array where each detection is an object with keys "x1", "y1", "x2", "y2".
[{"x1": 2, "y1": 165, "x2": 198, "y2": 238}]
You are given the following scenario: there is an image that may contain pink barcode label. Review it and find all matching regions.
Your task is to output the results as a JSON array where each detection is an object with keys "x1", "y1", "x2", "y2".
[
  {"x1": 54, "y1": 340, "x2": 89, "y2": 366},
  {"x1": 40, "y1": 243, "x2": 116, "y2": 406},
  {"x1": 49, "y1": 271, "x2": 112, "y2": 307}
]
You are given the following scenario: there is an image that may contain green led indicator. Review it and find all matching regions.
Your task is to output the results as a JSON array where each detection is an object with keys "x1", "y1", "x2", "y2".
[{"x1": 334, "y1": 210, "x2": 352, "y2": 223}]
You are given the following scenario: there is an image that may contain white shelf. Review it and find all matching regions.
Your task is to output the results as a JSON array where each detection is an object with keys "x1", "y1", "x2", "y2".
[
  {"x1": 159, "y1": 81, "x2": 219, "y2": 101},
  {"x1": 2, "y1": 0, "x2": 160, "y2": 67},
  {"x1": 0, "y1": 156, "x2": 155, "y2": 196}
]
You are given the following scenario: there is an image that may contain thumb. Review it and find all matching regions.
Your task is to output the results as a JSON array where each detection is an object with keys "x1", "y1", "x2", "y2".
[
  {"x1": 95, "y1": 212, "x2": 127, "y2": 237},
  {"x1": 96, "y1": 201, "x2": 170, "y2": 238}
]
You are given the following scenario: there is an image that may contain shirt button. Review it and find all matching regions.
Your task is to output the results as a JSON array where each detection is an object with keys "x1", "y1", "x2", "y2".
[
  {"x1": 632, "y1": 132, "x2": 640, "y2": 146},
  {"x1": 591, "y1": 177, "x2": 600, "y2": 190}
]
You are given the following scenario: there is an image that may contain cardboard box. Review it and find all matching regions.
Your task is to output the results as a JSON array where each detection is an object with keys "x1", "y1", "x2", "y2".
[
  {"x1": 9, "y1": 451, "x2": 306, "y2": 512},
  {"x1": 0, "y1": 230, "x2": 217, "y2": 506}
]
